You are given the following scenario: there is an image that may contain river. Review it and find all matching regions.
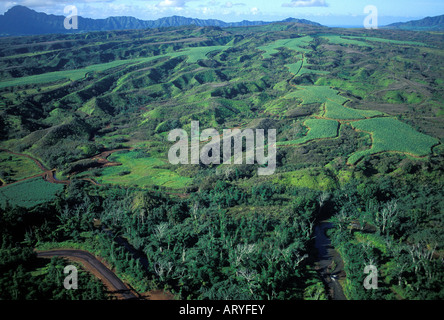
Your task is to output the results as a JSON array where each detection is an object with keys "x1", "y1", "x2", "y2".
[{"x1": 314, "y1": 213, "x2": 347, "y2": 300}]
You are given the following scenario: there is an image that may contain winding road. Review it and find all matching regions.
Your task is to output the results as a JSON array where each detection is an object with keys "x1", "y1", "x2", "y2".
[
  {"x1": 0, "y1": 148, "x2": 131, "y2": 188},
  {"x1": 0, "y1": 148, "x2": 70, "y2": 186},
  {"x1": 36, "y1": 249, "x2": 138, "y2": 300}
]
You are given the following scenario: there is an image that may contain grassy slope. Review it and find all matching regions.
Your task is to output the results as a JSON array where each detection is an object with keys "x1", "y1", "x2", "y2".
[
  {"x1": 0, "y1": 45, "x2": 230, "y2": 89},
  {"x1": 323, "y1": 100, "x2": 383, "y2": 120},
  {"x1": 279, "y1": 86, "x2": 379, "y2": 120},
  {"x1": 321, "y1": 35, "x2": 426, "y2": 47},
  {"x1": 257, "y1": 36, "x2": 313, "y2": 59},
  {"x1": 96, "y1": 150, "x2": 192, "y2": 189},
  {"x1": 0, "y1": 26, "x2": 441, "y2": 193},
  {"x1": 277, "y1": 119, "x2": 339, "y2": 145},
  {"x1": 348, "y1": 117, "x2": 440, "y2": 164},
  {"x1": 0, "y1": 59, "x2": 139, "y2": 89},
  {"x1": 0, "y1": 151, "x2": 42, "y2": 182}
]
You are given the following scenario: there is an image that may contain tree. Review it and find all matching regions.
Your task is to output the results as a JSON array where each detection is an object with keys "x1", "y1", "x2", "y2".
[
  {"x1": 376, "y1": 200, "x2": 398, "y2": 235},
  {"x1": 330, "y1": 208, "x2": 349, "y2": 232}
]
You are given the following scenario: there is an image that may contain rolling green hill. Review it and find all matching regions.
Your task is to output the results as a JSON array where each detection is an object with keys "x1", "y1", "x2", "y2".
[{"x1": 0, "y1": 22, "x2": 443, "y2": 302}]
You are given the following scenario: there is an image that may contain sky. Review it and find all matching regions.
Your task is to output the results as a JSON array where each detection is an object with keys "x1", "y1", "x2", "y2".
[{"x1": 0, "y1": 0, "x2": 443, "y2": 26}]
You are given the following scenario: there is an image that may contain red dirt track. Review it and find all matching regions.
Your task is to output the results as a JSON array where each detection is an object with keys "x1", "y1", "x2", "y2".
[{"x1": 0, "y1": 148, "x2": 131, "y2": 188}]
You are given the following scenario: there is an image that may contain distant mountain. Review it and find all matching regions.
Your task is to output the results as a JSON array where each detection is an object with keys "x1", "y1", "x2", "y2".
[
  {"x1": 0, "y1": 5, "x2": 323, "y2": 36},
  {"x1": 384, "y1": 14, "x2": 444, "y2": 31}
]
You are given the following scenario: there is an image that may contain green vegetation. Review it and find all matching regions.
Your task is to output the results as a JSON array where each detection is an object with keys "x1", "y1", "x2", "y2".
[
  {"x1": 0, "y1": 22, "x2": 442, "y2": 301},
  {"x1": 96, "y1": 150, "x2": 192, "y2": 189},
  {"x1": 258, "y1": 37, "x2": 330, "y2": 78},
  {"x1": 321, "y1": 35, "x2": 426, "y2": 47},
  {"x1": 168, "y1": 45, "x2": 229, "y2": 63},
  {"x1": 273, "y1": 168, "x2": 338, "y2": 191},
  {"x1": 284, "y1": 86, "x2": 348, "y2": 105},
  {"x1": 0, "y1": 45, "x2": 229, "y2": 89},
  {"x1": 287, "y1": 55, "x2": 330, "y2": 77},
  {"x1": 323, "y1": 100, "x2": 383, "y2": 120},
  {"x1": 329, "y1": 180, "x2": 444, "y2": 300},
  {"x1": 321, "y1": 35, "x2": 372, "y2": 47},
  {"x1": 0, "y1": 151, "x2": 42, "y2": 183},
  {"x1": 0, "y1": 59, "x2": 138, "y2": 89},
  {"x1": 0, "y1": 204, "x2": 109, "y2": 300},
  {"x1": 273, "y1": 85, "x2": 383, "y2": 120},
  {"x1": 383, "y1": 90, "x2": 424, "y2": 104},
  {"x1": 286, "y1": 59, "x2": 304, "y2": 75},
  {"x1": 0, "y1": 248, "x2": 109, "y2": 300},
  {"x1": 258, "y1": 36, "x2": 313, "y2": 59},
  {"x1": 348, "y1": 117, "x2": 439, "y2": 164},
  {"x1": 278, "y1": 119, "x2": 339, "y2": 145},
  {"x1": 0, "y1": 177, "x2": 64, "y2": 208},
  {"x1": 347, "y1": 36, "x2": 426, "y2": 47}
]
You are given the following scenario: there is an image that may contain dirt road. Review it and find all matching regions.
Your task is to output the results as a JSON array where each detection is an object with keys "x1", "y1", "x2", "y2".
[
  {"x1": 0, "y1": 148, "x2": 71, "y2": 187},
  {"x1": 36, "y1": 249, "x2": 138, "y2": 300},
  {"x1": 0, "y1": 148, "x2": 131, "y2": 188}
]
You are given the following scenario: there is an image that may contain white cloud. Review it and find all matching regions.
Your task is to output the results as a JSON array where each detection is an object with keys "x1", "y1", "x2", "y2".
[
  {"x1": 201, "y1": 6, "x2": 212, "y2": 14},
  {"x1": 221, "y1": 1, "x2": 244, "y2": 8},
  {"x1": 282, "y1": 0, "x2": 328, "y2": 8},
  {"x1": 250, "y1": 6, "x2": 259, "y2": 15},
  {"x1": 156, "y1": 0, "x2": 187, "y2": 8}
]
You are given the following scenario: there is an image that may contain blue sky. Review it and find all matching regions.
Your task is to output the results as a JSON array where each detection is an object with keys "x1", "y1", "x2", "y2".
[{"x1": 1, "y1": 0, "x2": 444, "y2": 26}]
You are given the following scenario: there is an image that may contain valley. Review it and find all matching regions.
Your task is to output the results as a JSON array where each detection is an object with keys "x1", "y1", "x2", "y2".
[{"x1": 0, "y1": 17, "x2": 443, "y2": 301}]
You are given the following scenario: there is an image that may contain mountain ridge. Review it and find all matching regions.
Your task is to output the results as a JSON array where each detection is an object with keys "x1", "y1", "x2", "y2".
[
  {"x1": 384, "y1": 14, "x2": 444, "y2": 31},
  {"x1": 0, "y1": 5, "x2": 323, "y2": 36}
]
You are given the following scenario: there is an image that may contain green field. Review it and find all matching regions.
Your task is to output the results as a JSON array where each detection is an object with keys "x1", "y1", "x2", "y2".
[
  {"x1": 266, "y1": 85, "x2": 346, "y2": 115},
  {"x1": 286, "y1": 56, "x2": 329, "y2": 77},
  {"x1": 278, "y1": 119, "x2": 339, "y2": 146},
  {"x1": 96, "y1": 150, "x2": 192, "y2": 189},
  {"x1": 0, "y1": 151, "x2": 42, "y2": 182},
  {"x1": 0, "y1": 177, "x2": 64, "y2": 208},
  {"x1": 314, "y1": 76, "x2": 394, "y2": 100},
  {"x1": 258, "y1": 36, "x2": 313, "y2": 58},
  {"x1": 321, "y1": 35, "x2": 372, "y2": 47},
  {"x1": 0, "y1": 59, "x2": 139, "y2": 89},
  {"x1": 286, "y1": 60, "x2": 304, "y2": 75},
  {"x1": 348, "y1": 117, "x2": 439, "y2": 164},
  {"x1": 277, "y1": 84, "x2": 438, "y2": 165},
  {"x1": 284, "y1": 86, "x2": 348, "y2": 105},
  {"x1": 281, "y1": 85, "x2": 383, "y2": 120},
  {"x1": 321, "y1": 35, "x2": 426, "y2": 48},
  {"x1": 323, "y1": 100, "x2": 383, "y2": 120},
  {"x1": 347, "y1": 36, "x2": 426, "y2": 47},
  {"x1": 257, "y1": 36, "x2": 330, "y2": 77},
  {"x1": 168, "y1": 45, "x2": 229, "y2": 63}
]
